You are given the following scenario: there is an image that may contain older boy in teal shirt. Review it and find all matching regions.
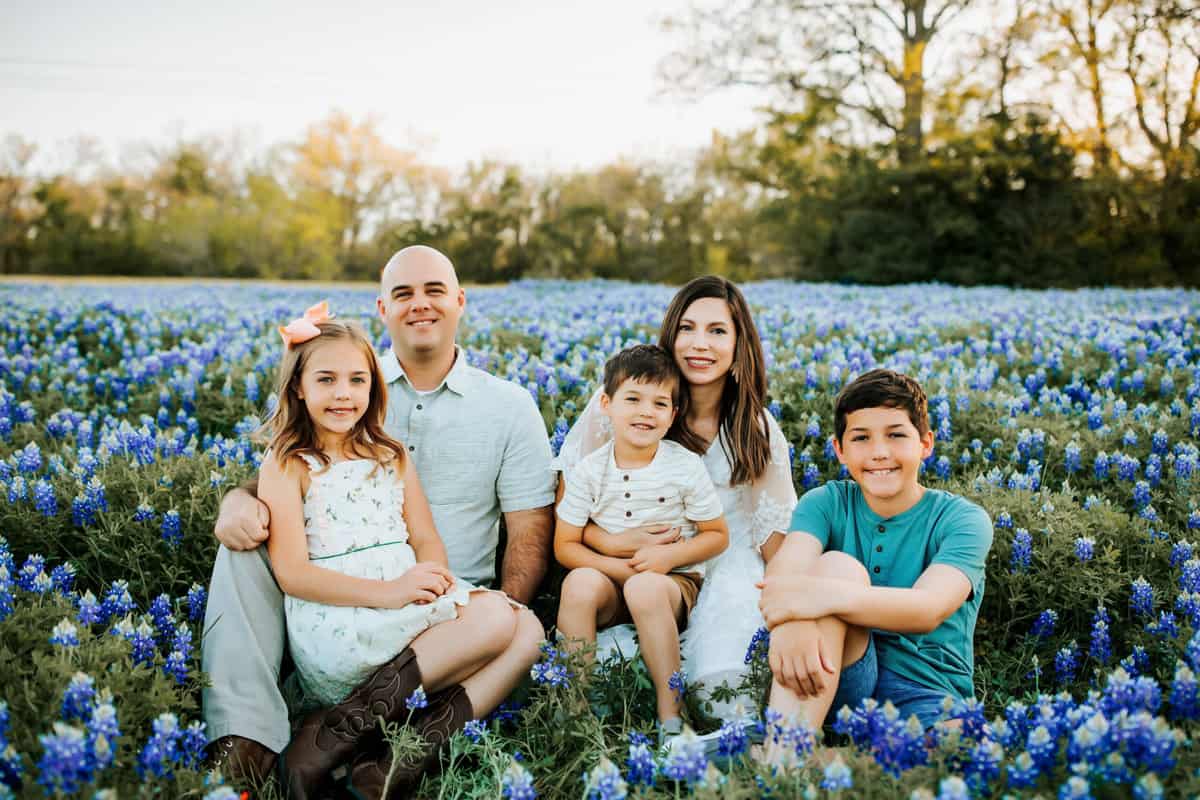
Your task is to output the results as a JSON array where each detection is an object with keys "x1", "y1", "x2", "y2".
[{"x1": 759, "y1": 369, "x2": 992, "y2": 749}]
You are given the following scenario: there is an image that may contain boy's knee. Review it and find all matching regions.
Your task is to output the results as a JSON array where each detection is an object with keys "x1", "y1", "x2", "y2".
[
  {"x1": 561, "y1": 568, "x2": 613, "y2": 605},
  {"x1": 811, "y1": 551, "x2": 871, "y2": 585},
  {"x1": 622, "y1": 572, "x2": 670, "y2": 615}
]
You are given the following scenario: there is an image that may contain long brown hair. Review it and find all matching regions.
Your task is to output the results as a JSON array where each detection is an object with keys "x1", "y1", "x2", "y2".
[
  {"x1": 658, "y1": 276, "x2": 770, "y2": 485},
  {"x1": 259, "y1": 320, "x2": 406, "y2": 473}
]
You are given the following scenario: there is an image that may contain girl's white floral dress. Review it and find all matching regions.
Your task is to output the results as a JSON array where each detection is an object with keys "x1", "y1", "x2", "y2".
[{"x1": 286, "y1": 455, "x2": 476, "y2": 706}]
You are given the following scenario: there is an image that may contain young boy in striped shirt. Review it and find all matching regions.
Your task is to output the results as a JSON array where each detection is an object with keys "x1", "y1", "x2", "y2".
[{"x1": 555, "y1": 344, "x2": 729, "y2": 738}]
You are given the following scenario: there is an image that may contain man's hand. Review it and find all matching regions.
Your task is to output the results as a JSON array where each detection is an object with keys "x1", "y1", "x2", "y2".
[
  {"x1": 758, "y1": 574, "x2": 838, "y2": 628},
  {"x1": 629, "y1": 543, "x2": 679, "y2": 574},
  {"x1": 768, "y1": 620, "x2": 835, "y2": 698},
  {"x1": 214, "y1": 489, "x2": 270, "y2": 551}
]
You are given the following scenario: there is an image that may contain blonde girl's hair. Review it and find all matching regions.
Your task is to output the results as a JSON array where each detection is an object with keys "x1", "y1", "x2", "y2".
[
  {"x1": 657, "y1": 276, "x2": 771, "y2": 485},
  {"x1": 258, "y1": 320, "x2": 406, "y2": 472}
]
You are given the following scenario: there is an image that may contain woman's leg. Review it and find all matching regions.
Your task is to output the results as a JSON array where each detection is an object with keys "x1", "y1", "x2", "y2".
[
  {"x1": 622, "y1": 572, "x2": 686, "y2": 723},
  {"x1": 556, "y1": 567, "x2": 623, "y2": 660}
]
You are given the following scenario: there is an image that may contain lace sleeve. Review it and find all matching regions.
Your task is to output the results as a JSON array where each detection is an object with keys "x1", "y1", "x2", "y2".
[
  {"x1": 550, "y1": 389, "x2": 613, "y2": 473},
  {"x1": 748, "y1": 413, "x2": 798, "y2": 550}
]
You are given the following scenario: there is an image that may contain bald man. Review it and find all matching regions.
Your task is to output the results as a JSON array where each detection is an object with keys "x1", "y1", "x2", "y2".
[{"x1": 202, "y1": 246, "x2": 554, "y2": 786}]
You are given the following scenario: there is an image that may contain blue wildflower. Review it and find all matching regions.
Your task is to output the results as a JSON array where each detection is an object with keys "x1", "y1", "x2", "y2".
[
  {"x1": 32, "y1": 479, "x2": 56, "y2": 517},
  {"x1": 1074, "y1": 536, "x2": 1095, "y2": 562},
  {"x1": 583, "y1": 757, "x2": 627, "y2": 800},
  {"x1": 405, "y1": 687, "x2": 428, "y2": 712},
  {"x1": 1090, "y1": 618, "x2": 1112, "y2": 665},
  {"x1": 50, "y1": 563, "x2": 75, "y2": 595},
  {"x1": 1055, "y1": 641, "x2": 1080, "y2": 684},
  {"x1": 1169, "y1": 541, "x2": 1194, "y2": 567},
  {"x1": 50, "y1": 619, "x2": 80, "y2": 648},
  {"x1": 1059, "y1": 776, "x2": 1093, "y2": 799},
  {"x1": 76, "y1": 591, "x2": 104, "y2": 626},
  {"x1": 660, "y1": 728, "x2": 708, "y2": 786},
  {"x1": 17, "y1": 554, "x2": 46, "y2": 592},
  {"x1": 625, "y1": 732, "x2": 655, "y2": 788},
  {"x1": 1146, "y1": 611, "x2": 1179, "y2": 639},
  {"x1": 129, "y1": 622, "x2": 156, "y2": 666},
  {"x1": 1031, "y1": 609, "x2": 1057, "y2": 639},
  {"x1": 1006, "y1": 751, "x2": 1040, "y2": 788},
  {"x1": 61, "y1": 672, "x2": 96, "y2": 721},
  {"x1": 463, "y1": 719, "x2": 487, "y2": 743},
  {"x1": 1010, "y1": 528, "x2": 1032, "y2": 573},
  {"x1": 964, "y1": 738, "x2": 1002, "y2": 789},
  {"x1": 1131, "y1": 577, "x2": 1154, "y2": 616},
  {"x1": 936, "y1": 776, "x2": 969, "y2": 800},
  {"x1": 87, "y1": 695, "x2": 119, "y2": 770},
  {"x1": 1134, "y1": 774, "x2": 1164, "y2": 800},
  {"x1": 501, "y1": 759, "x2": 537, "y2": 799},
  {"x1": 1180, "y1": 559, "x2": 1200, "y2": 593},
  {"x1": 163, "y1": 650, "x2": 188, "y2": 685},
  {"x1": 820, "y1": 755, "x2": 853, "y2": 791},
  {"x1": 160, "y1": 510, "x2": 182, "y2": 547},
  {"x1": 185, "y1": 583, "x2": 207, "y2": 622},
  {"x1": 133, "y1": 503, "x2": 155, "y2": 523},
  {"x1": 36, "y1": 723, "x2": 91, "y2": 795},
  {"x1": 1168, "y1": 663, "x2": 1198, "y2": 721},
  {"x1": 668, "y1": 670, "x2": 686, "y2": 702}
]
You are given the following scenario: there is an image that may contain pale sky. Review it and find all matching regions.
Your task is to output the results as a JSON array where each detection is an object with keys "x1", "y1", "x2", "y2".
[{"x1": 2, "y1": 0, "x2": 766, "y2": 172}]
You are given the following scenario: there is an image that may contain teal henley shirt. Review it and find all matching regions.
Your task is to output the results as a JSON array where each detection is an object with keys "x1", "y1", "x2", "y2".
[{"x1": 789, "y1": 481, "x2": 993, "y2": 702}]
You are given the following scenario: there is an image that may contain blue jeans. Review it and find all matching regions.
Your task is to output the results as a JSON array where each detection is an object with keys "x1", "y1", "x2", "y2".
[{"x1": 826, "y1": 635, "x2": 958, "y2": 730}]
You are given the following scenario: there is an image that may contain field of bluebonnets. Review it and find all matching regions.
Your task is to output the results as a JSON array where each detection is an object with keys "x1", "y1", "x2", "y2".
[{"x1": 1, "y1": 278, "x2": 1199, "y2": 798}]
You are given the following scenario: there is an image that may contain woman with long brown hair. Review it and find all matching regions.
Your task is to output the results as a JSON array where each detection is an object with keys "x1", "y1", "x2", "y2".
[{"x1": 553, "y1": 276, "x2": 797, "y2": 733}]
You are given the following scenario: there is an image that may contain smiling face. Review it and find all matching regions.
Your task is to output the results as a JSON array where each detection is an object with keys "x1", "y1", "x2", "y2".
[
  {"x1": 672, "y1": 297, "x2": 736, "y2": 388},
  {"x1": 296, "y1": 338, "x2": 373, "y2": 446},
  {"x1": 600, "y1": 377, "x2": 677, "y2": 452},
  {"x1": 834, "y1": 406, "x2": 934, "y2": 515},
  {"x1": 377, "y1": 246, "x2": 465, "y2": 363}
]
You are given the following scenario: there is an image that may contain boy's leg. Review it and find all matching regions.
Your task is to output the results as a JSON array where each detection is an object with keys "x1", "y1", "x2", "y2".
[
  {"x1": 556, "y1": 567, "x2": 624, "y2": 659},
  {"x1": 766, "y1": 552, "x2": 873, "y2": 734},
  {"x1": 623, "y1": 572, "x2": 689, "y2": 723},
  {"x1": 201, "y1": 545, "x2": 291, "y2": 753}
]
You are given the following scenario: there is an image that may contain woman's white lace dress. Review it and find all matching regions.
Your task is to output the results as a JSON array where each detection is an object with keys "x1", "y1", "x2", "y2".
[
  {"x1": 286, "y1": 456, "x2": 476, "y2": 706},
  {"x1": 553, "y1": 391, "x2": 797, "y2": 721}
]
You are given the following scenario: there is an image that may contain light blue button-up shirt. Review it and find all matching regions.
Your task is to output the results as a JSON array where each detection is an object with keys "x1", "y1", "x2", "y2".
[{"x1": 378, "y1": 347, "x2": 556, "y2": 586}]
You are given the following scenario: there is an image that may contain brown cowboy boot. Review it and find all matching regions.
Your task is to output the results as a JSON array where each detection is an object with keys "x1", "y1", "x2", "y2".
[
  {"x1": 344, "y1": 684, "x2": 474, "y2": 800},
  {"x1": 209, "y1": 735, "x2": 277, "y2": 787},
  {"x1": 276, "y1": 646, "x2": 424, "y2": 800}
]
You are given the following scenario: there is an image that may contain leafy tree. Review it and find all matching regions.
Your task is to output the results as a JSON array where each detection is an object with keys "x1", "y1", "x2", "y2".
[{"x1": 660, "y1": 0, "x2": 975, "y2": 163}]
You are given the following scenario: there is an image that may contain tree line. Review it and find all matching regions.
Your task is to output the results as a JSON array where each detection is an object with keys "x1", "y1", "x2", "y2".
[{"x1": 2, "y1": 0, "x2": 1197, "y2": 287}]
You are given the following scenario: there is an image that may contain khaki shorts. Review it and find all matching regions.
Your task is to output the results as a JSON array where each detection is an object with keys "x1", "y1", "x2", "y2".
[{"x1": 607, "y1": 571, "x2": 703, "y2": 630}]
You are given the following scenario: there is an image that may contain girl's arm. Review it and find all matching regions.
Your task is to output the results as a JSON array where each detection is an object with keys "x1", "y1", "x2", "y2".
[
  {"x1": 398, "y1": 456, "x2": 451, "y2": 569},
  {"x1": 260, "y1": 456, "x2": 421, "y2": 609},
  {"x1": 630, "y1": 515, "x2": 729, "y2": 573}
]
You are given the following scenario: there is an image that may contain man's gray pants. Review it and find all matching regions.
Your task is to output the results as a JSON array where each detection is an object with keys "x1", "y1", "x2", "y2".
[{"x1": 201, "y1": 545, "x2": 292, "y2": 753}]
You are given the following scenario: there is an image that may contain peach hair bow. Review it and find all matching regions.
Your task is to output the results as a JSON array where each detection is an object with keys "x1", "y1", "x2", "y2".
[{"x1": 278, "y1": 301, "x2": 334, "y2": 349}]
